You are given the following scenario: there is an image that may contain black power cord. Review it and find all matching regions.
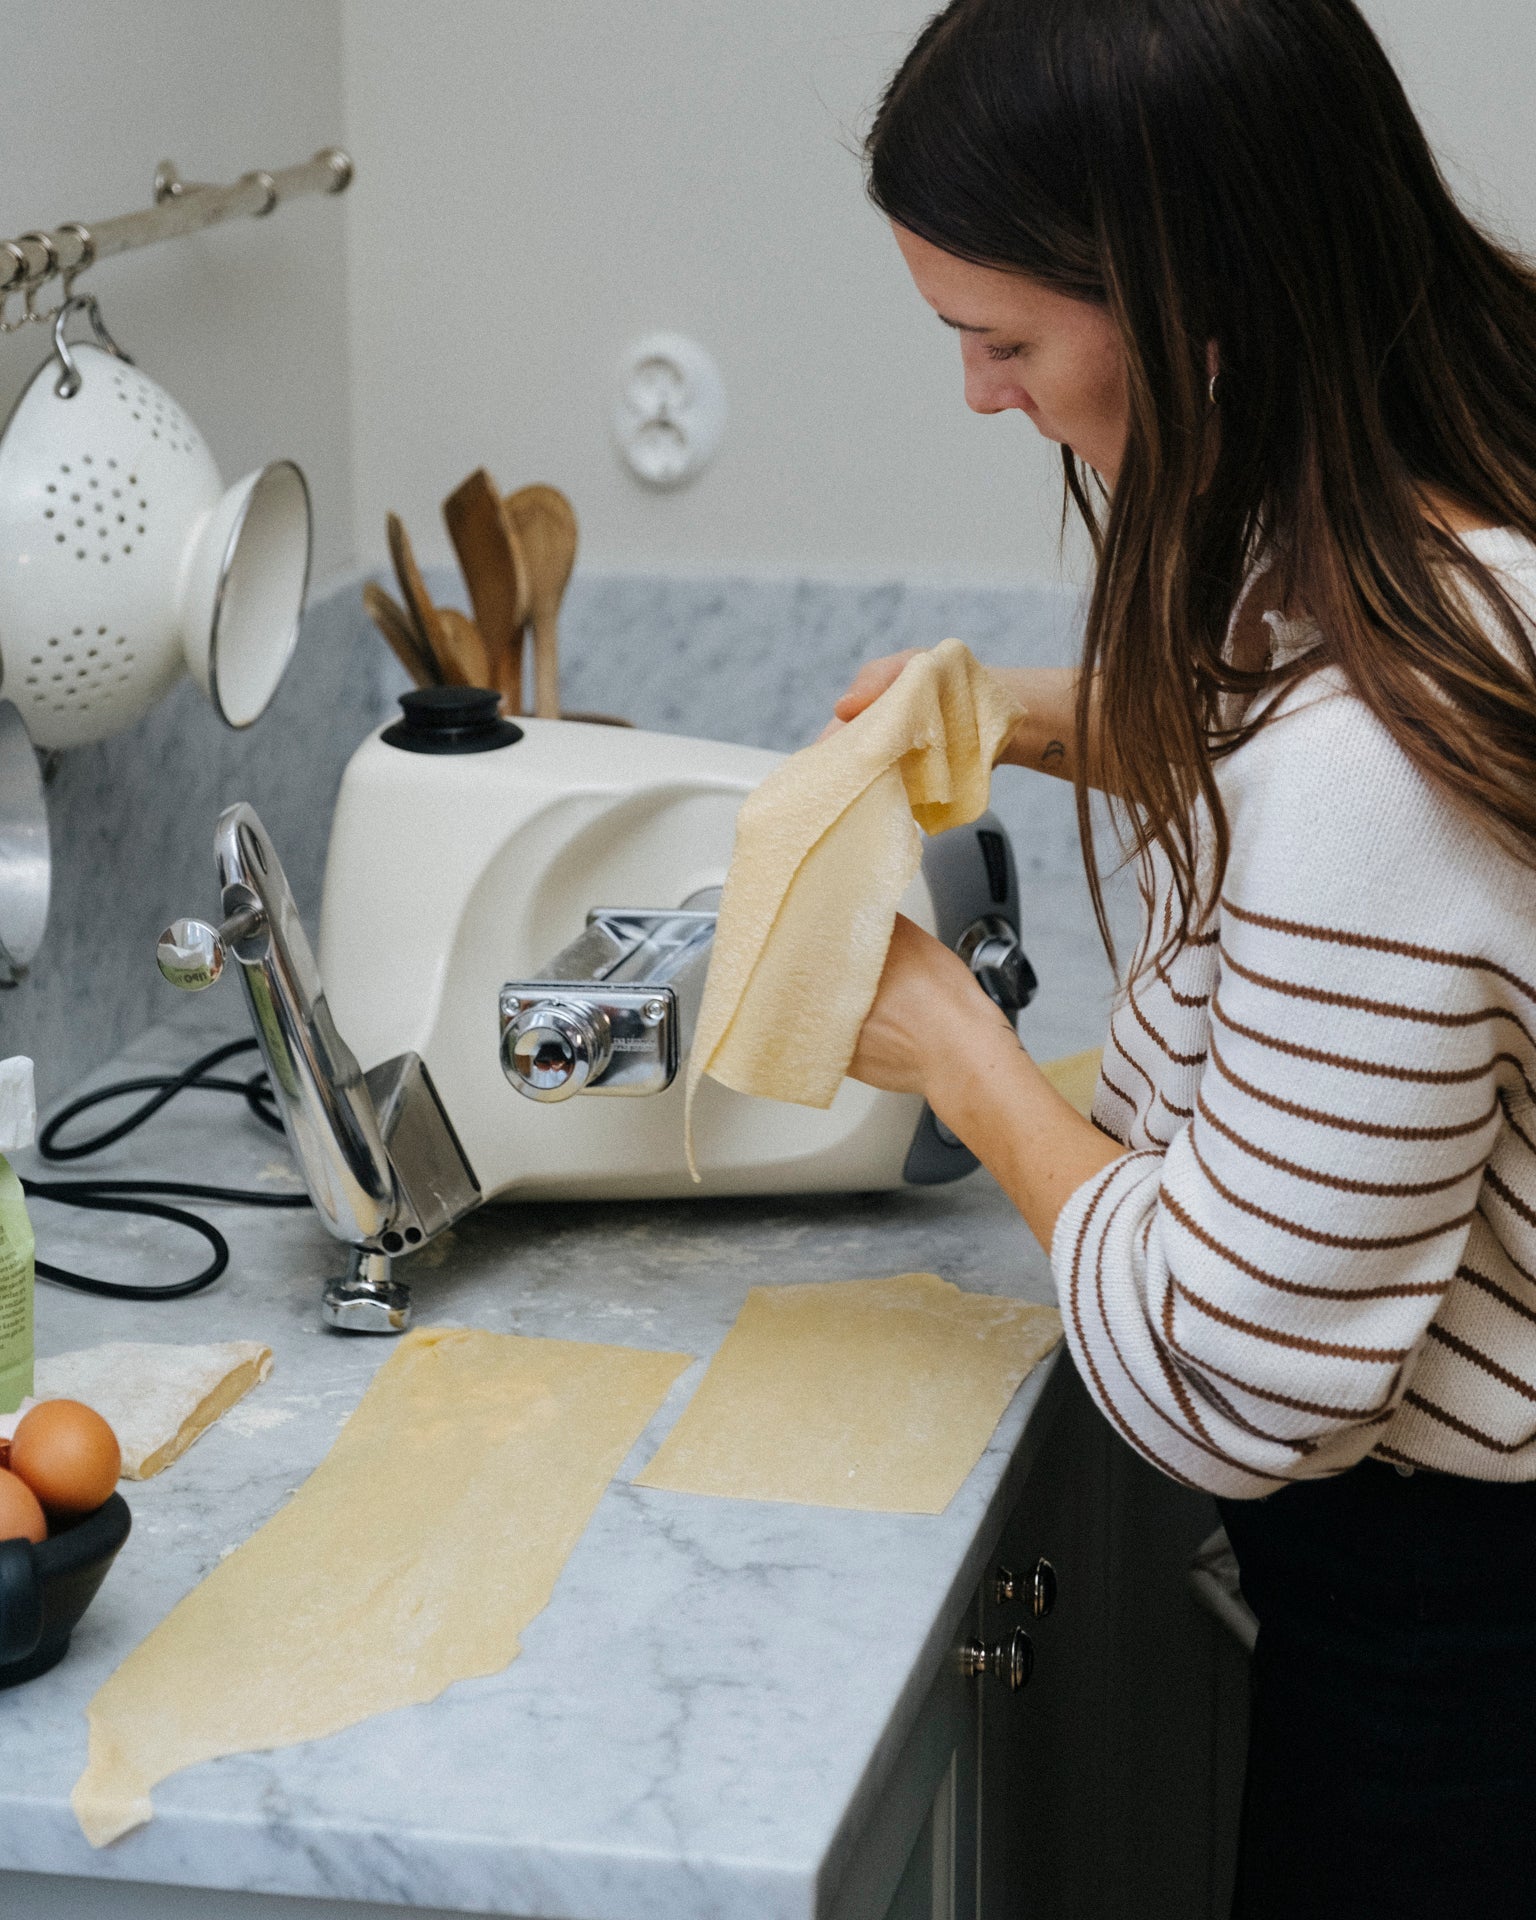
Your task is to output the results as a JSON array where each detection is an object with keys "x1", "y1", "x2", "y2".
[{"x1": 20, "y1": 1037, "x2": 311, "y2": 1301}]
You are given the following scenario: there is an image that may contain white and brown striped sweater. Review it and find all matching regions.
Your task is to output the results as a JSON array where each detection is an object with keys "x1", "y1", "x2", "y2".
[{"x1": 1051, "y1": 527, "x2": 1536, "y2": 1497}]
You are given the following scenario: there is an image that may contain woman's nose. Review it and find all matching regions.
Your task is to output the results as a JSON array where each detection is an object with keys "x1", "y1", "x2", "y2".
[{"x1": 961, "y1": 350, "x2": 1026, "y2": 416}]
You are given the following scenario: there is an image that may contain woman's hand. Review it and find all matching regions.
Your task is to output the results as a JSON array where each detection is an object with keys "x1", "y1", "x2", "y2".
[
  {"x1": 834, "y1": 651, "x2": 921, "y2": 725},
  {"x1": 847, "y1": 913, "x2": 1012, "y2": 1096},
  {"x1": 822, "y1": 655, "x2": 1095, "y2": 784},
  {"x1": 850, "y1": 913, "x2": 1127, "y2": 1249},
  {"x1": 817, "y1": 651, "x2": 921, "y2": 742}
]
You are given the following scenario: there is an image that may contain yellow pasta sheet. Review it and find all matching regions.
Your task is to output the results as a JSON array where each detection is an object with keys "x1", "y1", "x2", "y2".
[
  {"x1": 1040, "y1": 1047, "x2": 1105, "y2": 1119},
  {"x1": 636, "y1": 1274, "x2": 1061, "y2": 1515},
  {"x1": 73, "y1": 1326, "x2": 690, "y2": 1847},
  {"x1": 686, "y1": 640, "x2": 1023, "y2": 1173}
]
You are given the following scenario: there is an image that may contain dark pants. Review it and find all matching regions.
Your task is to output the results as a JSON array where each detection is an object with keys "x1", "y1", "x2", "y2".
[{"x1": 1218, "y1": 1461, "x2": 1536, "y2": 1920}]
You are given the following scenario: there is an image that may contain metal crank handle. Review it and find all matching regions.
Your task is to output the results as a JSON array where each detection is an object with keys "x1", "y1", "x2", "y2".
[
  {"x1": 155, "y1": 904, "x2": 266, "y2": 992},
  {"x1": 956, "y1": 915, "x2": 1037, "y2": 1021}
]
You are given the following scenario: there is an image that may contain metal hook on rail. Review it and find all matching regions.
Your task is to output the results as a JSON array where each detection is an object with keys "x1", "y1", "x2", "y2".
[
  {"x1": 0, "y1": 243, "x2": 28, "y2": 333},
  {"x1": 55, "y1": 222, "x2": 95, "y2": 303},
  {"x1": 51, "y1": 294, "x2": 134, "y2": 400},
  {"x1": 4, "y1": 230, "x2": 58, "y2": 334},
  {"x1": 241, "y1": 171, "x2": 279, "y2": 217}
]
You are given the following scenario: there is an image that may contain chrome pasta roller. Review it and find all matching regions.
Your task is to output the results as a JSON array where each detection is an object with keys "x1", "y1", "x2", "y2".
[{"x1": 499, "y1": 906, "x2": 718, "y2": 1103}]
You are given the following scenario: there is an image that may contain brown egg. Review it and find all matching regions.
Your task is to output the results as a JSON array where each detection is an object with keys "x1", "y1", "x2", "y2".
[
  {"x1": 0, "y1": 1464, "x2": 47, "y2": 1543},
  {"x1": 10, "y1": 1399, "x2": 121, "y2": 1516}
]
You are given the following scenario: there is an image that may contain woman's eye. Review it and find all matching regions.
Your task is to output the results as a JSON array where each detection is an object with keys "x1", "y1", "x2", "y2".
[{"x1": 984, "y1": 343, "x2": 1023, "y2": 362}]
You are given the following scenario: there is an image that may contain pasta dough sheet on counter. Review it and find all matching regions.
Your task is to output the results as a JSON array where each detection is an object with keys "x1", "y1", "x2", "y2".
[
  {"x1": 1039, "y1": 1048, "x2": 1105, "y2": 1120},
  {"x1": 635, "y1": 1273, "x2": 1062, "y2": 1515},
  {"x1": 35, "y1": 1339, "x2": 273, "y2": 1480},
  {"x1": 72, "y1": 1326, "x2": 691, "y2": 1848},
  {"x1": 686, "y1": 639, "x2": 1024, "y2": 1175}
]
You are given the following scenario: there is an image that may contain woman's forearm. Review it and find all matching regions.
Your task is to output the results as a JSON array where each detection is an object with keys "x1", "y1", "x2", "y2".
[
  {"x1": 991, "y1": 667, "x2": 1101, "y2": 787},
  {"x1": 926, "y1": 1008, "x2": 1126, "y2": 1251},
  {"x1": 848, "y1": 920, "x2": 1124, "y2": 1249}
]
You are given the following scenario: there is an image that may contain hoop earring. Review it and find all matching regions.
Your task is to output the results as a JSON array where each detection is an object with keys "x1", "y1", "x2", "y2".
[{"x1": 1208, "y1": 370, "x2": 1222, "y2": 408}]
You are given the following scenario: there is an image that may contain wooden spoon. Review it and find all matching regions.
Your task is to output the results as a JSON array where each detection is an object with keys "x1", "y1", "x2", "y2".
[
  {"x1": 503, "y1": 485, "x2": 577, "y2": 719},
  {"x1": 442, "y1": 469, "x2": 530, "y2": 713},
  {"x1": 386, "y1": 512, "x2": 455, "y2": 685},
  {"x1": 362, "y1": 582, "x2": 439, "y2": 687},
  {"x1": 437, "y1": 606, "x2": 493, "y2": 689}
]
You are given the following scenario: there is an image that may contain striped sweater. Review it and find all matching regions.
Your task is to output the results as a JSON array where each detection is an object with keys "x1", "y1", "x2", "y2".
[{"x1": 1051, "y1": 527, "x2": 1536, "y2": 1497}]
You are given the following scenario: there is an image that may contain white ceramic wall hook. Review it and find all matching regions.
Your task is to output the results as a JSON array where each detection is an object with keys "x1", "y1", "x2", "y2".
[{"x1": 613, "y1": 333, "x2": 726, "y2": 488}]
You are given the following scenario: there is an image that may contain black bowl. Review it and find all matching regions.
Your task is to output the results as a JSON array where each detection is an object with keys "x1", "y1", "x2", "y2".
[{"x1": 0, "y1": 1493, "x2": 131, "y2": 1687}]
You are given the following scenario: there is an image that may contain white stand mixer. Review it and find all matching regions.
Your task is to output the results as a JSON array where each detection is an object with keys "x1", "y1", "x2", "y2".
[{"x1": 158, "y1": 689, "x2": 1034, "y2": 1332}]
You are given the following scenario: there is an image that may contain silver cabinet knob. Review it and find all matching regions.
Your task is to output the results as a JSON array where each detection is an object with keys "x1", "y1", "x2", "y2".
[
  {"x1": 502, "y1": 1000, "x2": 613, "y2": 1102},
  {"x1": 156, "y1": 903, "x2": 266, "y2": 991},
  {"x1": 960, "y1": 1626, "x2": 1034, "y2": 1692},
  {"x1": 999, "y1": 1626, "x2": 1034, "y2": 1691},
  {"x1": 1029, "y1": 1557, "x2": 1058, "y2": 1619},
  {"x1": 996, "y1": 1557, "x2": 1059, "y2": 1618}
]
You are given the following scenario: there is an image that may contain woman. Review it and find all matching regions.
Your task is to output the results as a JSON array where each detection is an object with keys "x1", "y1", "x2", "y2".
[{"x1": 834, "y1": 2, "x2": 1536, "y2": 1914}]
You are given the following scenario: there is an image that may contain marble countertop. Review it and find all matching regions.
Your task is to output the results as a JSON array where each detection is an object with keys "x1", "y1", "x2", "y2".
[{"x1": 0, "y1": 1001, "x2": 1066, "y2": 1919}]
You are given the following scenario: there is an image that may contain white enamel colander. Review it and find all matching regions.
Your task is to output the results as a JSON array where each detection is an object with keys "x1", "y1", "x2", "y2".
[{"x1": 0, "y1": 298, "x2": 312, "y2": 750}]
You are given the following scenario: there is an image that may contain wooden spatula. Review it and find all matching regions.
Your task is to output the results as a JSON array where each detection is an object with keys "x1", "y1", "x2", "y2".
[
  {"x1": 362, "y1": 582, "x2": 439, "y2": 687},
  {"x1": 386, "y1": 512, "x2": 455, "y2": 685},
  {"x1": 442, "y1": 469, "x2": 530, "y2": 713},
  {"x1": 504, "y1": 485, "x2": 577, "y2": 719},
  {"x1": 437, "y1": 606, "x2": 493, "y2": 689}
]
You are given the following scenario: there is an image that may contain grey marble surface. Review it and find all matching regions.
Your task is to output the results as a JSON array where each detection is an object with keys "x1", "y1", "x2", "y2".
[
  {"x1": 3, "y1": 562, "x2": 1130, "y2": 1107},
  {"x1": 1, "y1": 997, "x2": 1069, "y2": 1919}
]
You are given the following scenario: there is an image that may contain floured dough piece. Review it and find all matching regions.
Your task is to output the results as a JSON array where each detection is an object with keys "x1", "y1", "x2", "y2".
[
  {"x1": 685, "y1": 640, "x2": 1024, "y2": 1175},
  {"x1": 35, "y1": 1341, "x2": 272, "y2": 1481},
  {"x1": 636, "y1": 1273, "x2": 1062, "y2": 1514},
  {"x1": 1039, "y1": 1048, "x2": 1105, "y2": 1120},
  {"x1": 72, "y1": 1325, "x2": 690, "y2": 1847}
]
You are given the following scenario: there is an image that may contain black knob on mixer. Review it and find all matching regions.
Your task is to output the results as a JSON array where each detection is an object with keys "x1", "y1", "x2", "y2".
[{"x1": 381, "y1": 687, "x2": 523, "y2": 755}]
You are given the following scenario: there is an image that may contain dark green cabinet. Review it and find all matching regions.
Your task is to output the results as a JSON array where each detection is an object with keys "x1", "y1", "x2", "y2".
[{"x1": 875, "y1": 1361, "x2": 1248, "y2": 1920}]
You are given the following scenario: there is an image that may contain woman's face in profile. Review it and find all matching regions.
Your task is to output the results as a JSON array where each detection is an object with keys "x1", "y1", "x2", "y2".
[{"x1": 894, "y1": 224, "x2": 1129, "y2": 483}]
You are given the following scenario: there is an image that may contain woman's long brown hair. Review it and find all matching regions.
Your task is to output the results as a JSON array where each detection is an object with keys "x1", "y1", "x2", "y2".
[{"x1": 867, "y1": 0, "x2": 1536, "y2": 964}]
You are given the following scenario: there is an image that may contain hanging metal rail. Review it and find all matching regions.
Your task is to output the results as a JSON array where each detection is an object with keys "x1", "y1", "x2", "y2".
[{"x1": 0, "y1": 148, "x2": 353, "y2": 310}]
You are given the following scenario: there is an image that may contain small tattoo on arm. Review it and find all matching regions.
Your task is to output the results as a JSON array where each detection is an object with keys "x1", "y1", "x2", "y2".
[{"x1": 1042, "y1": 740, "x2": 1066, "y2": 765}]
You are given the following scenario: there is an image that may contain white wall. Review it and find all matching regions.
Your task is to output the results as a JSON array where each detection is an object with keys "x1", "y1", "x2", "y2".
[
  {"x1": 341, "y1": 0, "x2": 1082, "y2": 590},
  {"x1": 1365, "y1": 0, "x2": 1536, "y2": 249},
  {"x1": 0, "y1": 0, "x2": 1527, "y2": 598},
  {"x1": 0, "y1": 0, "x2": 353, "y2": 583},
  {"x1": 340, "y1": 0, "x2": 1536, "y2": 592}
]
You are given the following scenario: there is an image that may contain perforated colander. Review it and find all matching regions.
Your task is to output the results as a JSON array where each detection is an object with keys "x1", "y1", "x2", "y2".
[{"x1": 0, "y1": 300, "x2": 312, "y2": 750}]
